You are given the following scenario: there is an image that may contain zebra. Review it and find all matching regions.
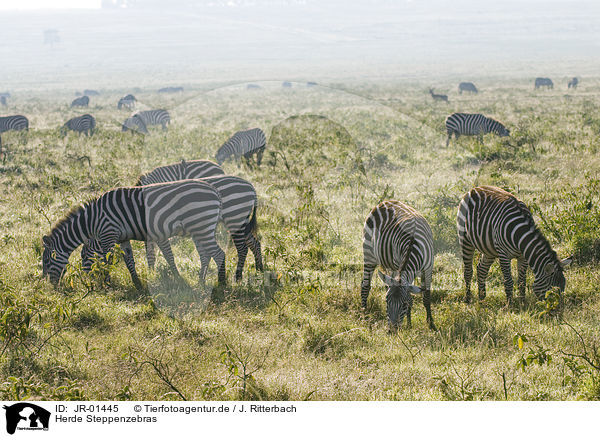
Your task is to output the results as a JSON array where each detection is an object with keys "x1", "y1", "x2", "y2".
[
  {"x1": 361, "y1": 200, "x2": 436, "y2": 330},
  {"x1": 85, "y1": 173, "x2": 262, "y2": 283},
  {"x1": 71, "y1": 96, "x2": 89, "y2": 108},
  {"x1": 122, "y1": 114, "x2": 148, "y2": 134},
  {"x1": 535, "y1": 77, "x2": 553, "y2": 89},
  {"x1": 118, "y1": 94, "x2": 136, "y2": 110},
  {"x1": 216, "y1": 128, "x2": 266, "y2": 167},
  {"x1": 0, "y1": 115, "x2": 29, "y2": 134},
  {"x1": 42, "y1": 180, "x2": 226, "y2": 290},
  {"x1": 445, "y1": 113, "x2": 509, "y2": 147},
  {"x1": 457, "y1": 186, "x2": 571, "y2": 304},
  {"x1": 568, "y1": 77, "x2": 579, "y2": 89},
  {"x1": 84, "y1": 89, "x2": 100, "y2": 96},
  {"x1": 61, "y1": 114, "x2": 96, "y2": 136},
  {"x1": 429, "y1": 88, "x2": 448, "y2": 103},
  {"x1": 158, "y1": 86, "x2": 183, "y2": 93},
  {"x1": 459, "y1": 82, "x2": 478, "y2": 94},
  {"x1": 133, "y1": 109, "x2": 170, "y2": 131}
]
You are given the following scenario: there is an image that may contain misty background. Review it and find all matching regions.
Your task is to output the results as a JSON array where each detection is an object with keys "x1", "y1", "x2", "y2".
[{"x1": 0, "y1": 0, "x2": 599, "y2": 89}]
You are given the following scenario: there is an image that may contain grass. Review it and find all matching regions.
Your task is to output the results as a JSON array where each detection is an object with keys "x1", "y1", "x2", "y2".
[{"x1": 1, "y1": 78, "x2": 600, "y2": 401}]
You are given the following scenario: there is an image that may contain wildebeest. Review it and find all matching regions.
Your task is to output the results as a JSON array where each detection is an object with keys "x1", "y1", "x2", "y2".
[
  {"x1": 71, "y1": 95, "x2": 89, "y2": 107},
  {"x1": 117, "y1": 94, "x2": 137, "y2": 110},
  {"x1": 568, "y1": 77, "x2": 579, "y2": 89},
  {"x1": 247, "y1": 84, "x2": 261, "y2": 90},
  {"x1": 459, "y1": 82, "x2": 478, "y2": 94},
  {"x1": 158, "y1": 86, "x2": 183, "y2": 93},
  {"x1": 535, "y1": 77, "x2": 553, "y2": 89},
  {"x1": 307, "y1": 81, "x2": 318, "y2": 87},
  {"x1": 282, "y1": 81, "x2": 292, "y2": 88}
]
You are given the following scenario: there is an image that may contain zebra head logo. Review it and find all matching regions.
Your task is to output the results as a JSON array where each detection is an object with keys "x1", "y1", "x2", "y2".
[{"x1": 378, "y1": 272, "x2": 421, "y2": 328}]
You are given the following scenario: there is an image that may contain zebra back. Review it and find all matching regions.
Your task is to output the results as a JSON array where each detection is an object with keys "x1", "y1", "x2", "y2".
[
  {"x1": 216, "y1": 128, "x2": 266, "y2": 164},
  {"x1": 134, "y1": 109, "x2": 170, "y2": 127},
  {"x1": 63, "y1": 114, "x2": 96, "y2": 134},
  {"x1": 137, "y1": 160, "x2": 224, "y2": 185},
  {"x1": 71, "y1": 96, "x2": 89, "y2": 107},
  {"x1": 446, "y1": 113, "x2": 509, "y2": 137},
  {"x1": 0, "y1": 115, "x2": 29, "y2": 133}
]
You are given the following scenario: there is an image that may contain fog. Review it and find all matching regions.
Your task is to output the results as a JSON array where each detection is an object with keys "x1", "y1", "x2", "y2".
[{"x1": 1, "y1": 0, "x2": 599, "y2": 88}]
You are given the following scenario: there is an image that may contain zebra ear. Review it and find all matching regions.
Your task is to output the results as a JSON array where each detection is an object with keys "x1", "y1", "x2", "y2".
[
  {"x1": 544, "y1": 264, "x2": 555, "y2": 275},
  {"x1": 42, "y1": 235, "x2": 51, "y2": 247},
  {"x1": 378, "y1": 271, "x2": 400, "y2": 287},
  {"x1": 560, "y1": 257, "x2": 573, "y2": 268},
  {"x1": 407, "y1": 285, "x2": 422, "y2": 294}
]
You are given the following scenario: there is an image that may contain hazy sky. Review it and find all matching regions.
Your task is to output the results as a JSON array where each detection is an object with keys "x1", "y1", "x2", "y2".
[{"x1": 0, "y1": 0, "x2": 101, "y2": 10}]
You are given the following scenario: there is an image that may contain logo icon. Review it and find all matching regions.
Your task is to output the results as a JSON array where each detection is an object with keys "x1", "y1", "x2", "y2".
[{"x1": 3, "y1": 403, "x2": 50, "y2": 435}]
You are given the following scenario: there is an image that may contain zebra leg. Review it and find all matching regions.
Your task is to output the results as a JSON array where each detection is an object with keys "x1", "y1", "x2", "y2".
[
  {"x1": 476, "y1": 255, "x2": 495, "y2": 301},
  {"x1": 256, "y1": 148, "x2": 264, "y2": 167},
  {"x1": 360, "y1": 264, "x2": 376, "y2": 309},
  {"x1": 232, "y1": 231, "x2": 248, "y2": 282},
  {"x1": 157, "y1": 240, "x2": 180, "y2": 277},
  {"x1": 421, "y1": 270, "x2": 436, "y2": 330},
  {"x1": 145, "y1": 240, "x2": 157, "y2": 270},
  {"x1": 517, "y1": 256, "x2": 527, "y2": 302},
  {"x1": 247, "y1": 233, "x2": 264, "y2": 272},
  {"x1": 446, "y1": 131, "x2": 452, "y2": 147},
  {"x1": 498, "y1": 255, "x2": 514, "y2": 303},
  {"x1": 120, "y1": 241, "x2": 144, "y2": 290},
  {"x1": 194, "y1": 239, "x2": 226, "y2": 285},
  {"x1": 461, "y1": 242, "x2": 475, "y2": 303}
]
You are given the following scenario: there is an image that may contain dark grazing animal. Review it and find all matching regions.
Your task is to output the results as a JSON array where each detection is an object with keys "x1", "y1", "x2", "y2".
[
  {"x1": 282, "y1": 81, "x2": 292, "y2": 88},
  {"x1": 568, "y1": 77, "x2": 578, "y2": 89},
  {"x1": 84, "y1": 89, "x2": 100, "y2": 96},
  {"x1": 71, "y1": 95, "x2": 89, "y2": 108},
  {"x1": 361, "y1": 200, "x2": 436, "y2": 330},
  {"x1": 429, "y1": 88, "x2": 448, "y2": 103},
  {"x1": 306, "y1": 81, "x2": 318, "y2": 87},
  {"x1": 117, "y1": 94, "x2": 137, "y2": 110},
  {"x1": 158, "y1": 86, "x2": 183, "y2": 93},
  {"x1": 132, "y1": 109, "x2": 170, "y2": 130},
  {"x1": 43, "y1": 180, "x2": 226, "y2": 290},
  {"x1": 216, "y1": 128, "x2": 266, "y2": 166},
  {"x1": 457, "y1": 185, "x2": 571, "y2": 303},
  {"x1": 458, "y1": 82, "x2": 478, "y2": 94},
  {"x1": 61, "y1": 114, "x2": 96, "y2": 136},
  {"x1": 122, "y1": 114, "x2": 148, "y2": 134},
  {"x1": 246, "y1": 84, "x2": 261, "y2": 90},
  {"x1": 445, "y1": 112, "x2": 509, "y2": 147},
  {"x1": 535, "y1": 77, "x2": 553, "y2": 89}
]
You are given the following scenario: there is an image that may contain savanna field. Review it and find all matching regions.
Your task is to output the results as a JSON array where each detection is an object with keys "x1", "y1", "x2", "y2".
[{"x1": 1, "y1": 77, "x2": 600, "y2": 401}]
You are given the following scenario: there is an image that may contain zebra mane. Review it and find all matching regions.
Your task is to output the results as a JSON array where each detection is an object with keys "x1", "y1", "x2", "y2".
[{"x1": 47, "y1": 199, "x2": 94, "y2": 238}]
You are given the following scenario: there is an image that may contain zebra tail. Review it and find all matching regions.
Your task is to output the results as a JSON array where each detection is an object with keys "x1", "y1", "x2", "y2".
[{"x1": 243, "y1": 199, "x2": 259, "y2": 239}]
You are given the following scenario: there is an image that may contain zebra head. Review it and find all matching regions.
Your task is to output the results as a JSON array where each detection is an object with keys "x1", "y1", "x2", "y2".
[
  {"x1": 215, "y1": 148, "x2": 228, "y2": 165},
  {"x1": 532, "y1": 257, "x2": 572, "y2": 299},
  {"x1": 378, "y1": 272, "x2": 421, "y2": 328},
  {"x1": 42, "y1": 235, "x2": 70, "y2": 285}
]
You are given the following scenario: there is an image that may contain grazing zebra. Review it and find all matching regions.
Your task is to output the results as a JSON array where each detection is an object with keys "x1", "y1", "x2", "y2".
[
  {"x1": 568, "y1": 77, "x2": 579, "y2": 89},
  {"x1": 158, "y1": 86, "x2": 183, "y2": 93},
  {"x1": 282, "y1": 81, "x2": 292, "y2": 88},
  {"x1": 429, "y1": 88, "x2": 448, "y2": 103},
  {"x1": 0, "y1": 96, "x2": 6, "y2": 106},
  {"x1": 138, "y1": 159, "x2": 224, "y2": 185},
  {"x1": 216, "y1": 128, "x2": 266, "y2": 166},
  {"x1": 122, "y1": 115, "x2": 148, "y2": 134},
  {"x1": 71, "y1": 96, "x2": 89, "y2": 108},
  {"x1": 43, "y1": 180, "x2": 226, "y2": 290},
  {"x1": 459, "y1": 82, "x2": 478, "y2": 94},
  {"x1": 457, "y1": 186, "x2": 571, "y2": 304},
  {"x1": 445, "y1": 113, "x2": 509, "y2": 147},
  {"x1": 61, "y1": 114, "x2": 96, "y2": 136},
  {"x1": 84, "y1": 89, "x2": 100, "y2": 96},
  {"x1": 118, "y1": 94, "x2": 136, "y2": 110},
  {"x1": 0, "y1": 115, "x2": 29, "y2": 134},
  {"x1": 361, "y1": 200, "x2": 436, "y2": 330},
  {"x1": 133, "y1": 109, "x2": 170, "y2": 130},
  {"x1": 535, "y1": 77, "x2": 553, "y2": 89}
]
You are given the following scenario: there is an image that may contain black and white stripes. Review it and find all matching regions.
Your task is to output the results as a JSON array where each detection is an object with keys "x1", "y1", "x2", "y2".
[
  {"x1": 445, "y1": 113, "x2": 509, "y2": 147},
  {"x1": 43, "y1": 180, "x2": 226, "y2": 289},
  {"x1": 216, "y1": 128, "x2": 266, "y2": 166},
  {"x1": 0, "y1": 115, "x2": 29, "y2": 134},
  {"x1": 457, "y1": 186, "x2": 571, "y2": 303},
  {"x1": 62, "y1": 114, "x2": 96, "y2": 136},
  {"x1": 361, "y1": 200, "x2": 436, "y2": 329},
  {"x1": 133, "y1": 109, "x2": 170, "y2": 131}
]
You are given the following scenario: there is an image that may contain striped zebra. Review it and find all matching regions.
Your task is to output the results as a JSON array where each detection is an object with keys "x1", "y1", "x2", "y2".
[
  {"x1": 43, "y1": 180, "x2": 226, "y2": 290},
  {"x1": 133, "y1": 109, "x2": 170, "y2": 131},
  {"x1": 71, "y1": 96, "x2": 89, "y2": 108},
  {"x1": 535, "y1": 77, "x2": 553, "y2": 89},
  {"x1": 459, "y1": 82, "x2": 478, "y2": 94},
  {"x1": 361, "y1": 200, "x2": 436, "y2": 330},
  {"x1": 445, "y1": 113, "x2": 509, "y2": 147},
  {"x1": 61, "y1": 114, "x2": 96, "y2": 136},
  {"x1": 122, "y1": 115, "x2": 148, "y2": 134},
  {"x1": 457, "y1": 186, "x2": 571, "y2": 304},
  {"x1": 0, "y1": 115, "x2": 29, "y2": 134},
  {"x1": 118, "y1": 94, "x2": 136, "y2": 110},
  {"x1": 216, "y1": 128, "x2": 266, "y2": 167}
]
